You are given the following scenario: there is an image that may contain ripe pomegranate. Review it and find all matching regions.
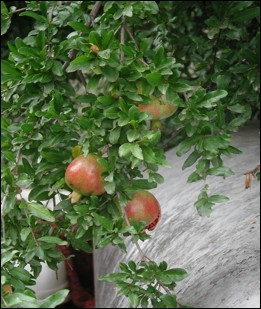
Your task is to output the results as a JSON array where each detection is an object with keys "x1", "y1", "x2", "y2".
[
  {"x1": 138, "y1": 95, "x2": 178, "y2": 120},
  {"x1": 65, "y1": 155, "x2": 106, "y2": 201},
  {"x1": 125, "y1": 190, "x2": 161, "y2": 231}
]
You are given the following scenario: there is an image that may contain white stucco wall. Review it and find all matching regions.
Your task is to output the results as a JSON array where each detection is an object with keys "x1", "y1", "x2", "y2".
[{"x1": 94, "y1": 122, "x2": 260, "y2": 308}]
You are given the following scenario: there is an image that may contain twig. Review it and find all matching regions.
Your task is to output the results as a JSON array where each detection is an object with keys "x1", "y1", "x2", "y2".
[
  {"x1": 12, "y1": 7, "x2": 27, "y2": 14},
  {"x1": 77, "y1": 71, "x2": 87, "y2": 87},
  {"x1": 13, "y1": 147, "x2": 22, "y2": 176},
  {"x1": 243, "y1": 164, "x2": 260, "y2": 176},
  {"x1": 1, "y1": 295, "x2": 8, "y2": 307},
  {"x1": 120, "y1": 16, "x2": 126, "y2": 64},
  {"x1": 1, "y1": 83, "x2": 21, "y2": 94},
  {"x1": 244, "y1": 164, "x2": 260, "y2": 189},
  {"x1": 88, "y1": 1, "x2": 103, "y2": 27},
  {"x1": 62, "y1": 1, "x2": 103, "y2": 71}
]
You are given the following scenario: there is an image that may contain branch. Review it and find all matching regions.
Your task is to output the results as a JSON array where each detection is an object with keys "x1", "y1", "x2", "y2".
[
  {"x1": 1, "y1": 83, "x2": 22, "y2": 94},
  {"x1": 88, "y1": 1, "x2": 103, "y2": 27},
  {"x1": 120, "y1": 16, "x2": 126, "y2": 64},
  {"x1": 62, "y1": 1, "x2": 103, "y2": 71},
  {"x1": 124, "y1": 26, "x2": 149, "y2": 66}
]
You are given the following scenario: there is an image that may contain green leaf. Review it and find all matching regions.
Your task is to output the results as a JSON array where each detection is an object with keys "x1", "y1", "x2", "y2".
[
  {"x1": 140, "y1": 38, "x2": 150, "y2": 53},
  {"x1": 176, "y1": 137, "x2": 197, "y2": 157},
  {"x1": 67, "y1": 21, "x2": 89, "y2": 32},
  {"x1": 194, "y1": 198, "x2": 213, "y2": 217},
  {"x1": 160, "y1": 295, "x2": 177, "y2": 308},
  {"x1": 89, "y1": 31, "x2": 101, "y2": 47},
  {"x1": 146, "y1": 72, "x2": 163, "y2": 86},
  {"x1": 131, "y1": 144, "x2": 144, "y2": 160},
  {"x1": 198, "y1": 90, "x2": 228, "y2": 108},
  {"x1": 130, "y1": 179, "x2": 157, "y2": 190},
  {"x1": 20, "y1": 11, "x2": 47, "y2": 23},
  {"x1": 102, "y1": 30, "x2": 114, "y2": 49},
  {"x1": 39, "y1": 289, "x2": 70, "y2": 308},
  {"x1": 129, "y1": 293, "x2": 140, "y2": 308},
  {"x1": 208, "y1": 166, "x2": 234, "y2": 177},
  {"x1": 187, "y1": 171, "x2": 202, "y2": 183},
  {"x1": 99, "y1": 272, "x2": 129, "y2": 282},
  {"x1": 86, "y1": 75, "x2": 100, "y2": 92},
  {"x1": 1, "y1": 13, "x2": 11, "y2": 36},
  {"x1": 54, "y1": 199, "x2": 72, "y2": 210},
  {"x1": 20, "y1": 227, "x2": 31, "y2": 241},
  {"x1": 228, "y1": 104, "x2": 246, "y2": 113},
  {"x1": 101, "y1": 66, "x2": 119, "y2": 82},
  {"x1": 156, "y1": 272, "x2": 173, "y2": 285},
  {"x1": 231, "y1": 7, "x2": 260, "y2": 22},
  {"x1": 208, "y1": 195, "x2": 229, "y2": 203},
  {"x1": 1, "y1": 250, "x2": 19, "y2": 266},
  {"x1": 227, "y1": 146, "x2": 242, "y2": 154},
  {"x1": 1, "y1": 1, "x2": 8, "y2": 14},
  {"x1": 5, "y1": 192, "x2": 16, "y2": 213},
  {"x1": 119, "y1": 143, "x2": 133, "y2": 157},
  {"x1": 127, "y1": 129, "x2": 139, "y2": 142},
  {"x1": 93, "y1": 213, "x2": 113, "y2": 231},
  {"x1": 128, "y1": 261, "x2": 136, "y2": 271},
  {"x1": 123, "y1": 5, "x2": 133, "y2": 17},
  {"x1": 5, "y1": 292, "x2": 38, "y2": 308},
  {"x1": 104, "y1": 107, "x2": 120, "y2": 119},
  {"x1": 166, "y1": 268, "x2": 188, "y2": 281},
  {"x1": 66, "y1": 55, "x2": 91, "y2": 73},
  {"x1": 182, "y1": 151, "x2": 201, "y2": 170},
  {"x1": 27, "y1": 202, "x2": 55, "y2": 222},
  {"x1": 109, "y1": 127, "x2": 121, "y2": 144},
  {"x1": 10, "y1": 267, "x2": 31, "y2": 282},
  {"x1": 104, "y1": 181, "x2": 116, "y2": 195},
  {"x1": 38, "y1": 236, "x2": 68, "y2": 245},
  {"x1": 171, "y1": 82, "x2": 191, "y2": 92},
  {"x1": 98, "y1": 49, "x2": 111, "y2": 59}
]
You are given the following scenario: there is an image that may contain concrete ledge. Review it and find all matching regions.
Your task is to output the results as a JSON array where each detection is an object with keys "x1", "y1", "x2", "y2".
[{"x1": 94, "y1": 122, "x2": 260, "y2": 308}]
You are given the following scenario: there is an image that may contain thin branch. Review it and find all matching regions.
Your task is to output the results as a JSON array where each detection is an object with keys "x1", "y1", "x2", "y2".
[
  {"x1": 243, "y1": 164, "x2": 260, "y2": 176},
  {"x1": 125, "y1": 26, "x2": 149, "y2": 66},
  {"x1": 1, "y1": 83, "x2": 22, "y2": 94},
  {"x1": 120, "y1": 16, "x2": 126, "y2": 64},
  {"x1": 77, "y1": 70, "x2": 87, "y2": 87},
  {"x1": 12, "y1": 7, "x2": 27, "y2": 14},
  {"x1": 62, "y1": 1, "x2": 103, "y2": 71},
  {"x1": 88, "y1": 1, "x2": 103, "y2": 27}
]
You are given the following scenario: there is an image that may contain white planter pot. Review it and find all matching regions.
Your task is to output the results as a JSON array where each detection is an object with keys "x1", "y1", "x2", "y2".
[{"x1": 26, "y1": 262, "x2": 70, "y2": 302}]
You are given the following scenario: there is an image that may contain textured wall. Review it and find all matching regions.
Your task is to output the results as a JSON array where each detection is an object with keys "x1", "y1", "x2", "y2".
[{"x1": 94, "y1": 122, "x2": 260, "y2": 308}]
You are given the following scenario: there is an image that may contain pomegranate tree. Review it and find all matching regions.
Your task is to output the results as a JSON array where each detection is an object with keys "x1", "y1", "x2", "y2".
[
  {"x1": 65, "y1": 154, "x2": 106, "y2": 202},
  {"x1": 125, "y1": 190, "x2": 161, "y2": 231}
]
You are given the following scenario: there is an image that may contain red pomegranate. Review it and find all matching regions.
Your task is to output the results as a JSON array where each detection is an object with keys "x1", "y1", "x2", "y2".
[
  {"x1": 125, "y1": 190, "x2": 161, "y2": 231},
  {"x1": 65, "y1": 155, "x2": 106, "y2": 199}
]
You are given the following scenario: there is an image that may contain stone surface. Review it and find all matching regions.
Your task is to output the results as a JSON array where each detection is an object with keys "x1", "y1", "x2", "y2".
[{"x1": 94, "y1": 122, "x2": 260, "y2": 308}]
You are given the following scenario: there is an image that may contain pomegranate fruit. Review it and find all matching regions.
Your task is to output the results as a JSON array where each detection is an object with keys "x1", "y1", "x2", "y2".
[
  {"x1": 138, "y1": 95, "x2": 178, "y2": 120},
  {"x1": 125, "y1": 190, "x2": 161, "y2": 231},
  {"x1": 65, "y1": 155, "x2": 106, "y2": 199}
]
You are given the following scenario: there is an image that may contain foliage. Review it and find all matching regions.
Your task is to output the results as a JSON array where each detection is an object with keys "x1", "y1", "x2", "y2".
[{"x1": 1, "y1": 1, "x2": 260, "y2": 308}]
